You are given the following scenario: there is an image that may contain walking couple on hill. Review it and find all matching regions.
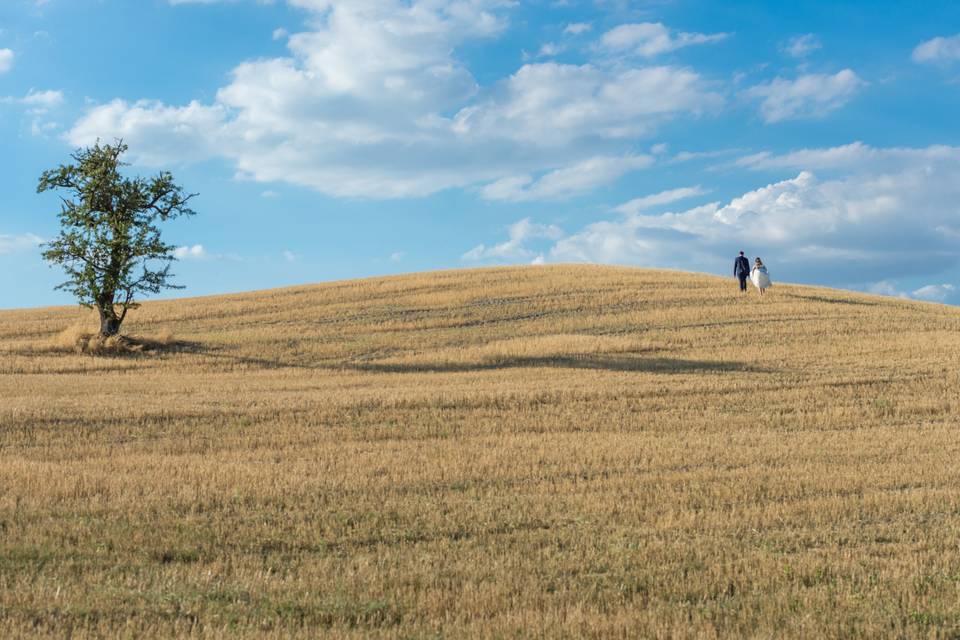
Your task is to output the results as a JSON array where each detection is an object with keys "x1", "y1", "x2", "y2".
[{"x1": 734, "y1": 251, "x2": 772, "y2": 296}]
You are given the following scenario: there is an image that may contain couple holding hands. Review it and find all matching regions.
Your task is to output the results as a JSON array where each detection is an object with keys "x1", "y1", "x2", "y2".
[{"x1": 734, "y1": 251, "x2": 772, "y2": 296}]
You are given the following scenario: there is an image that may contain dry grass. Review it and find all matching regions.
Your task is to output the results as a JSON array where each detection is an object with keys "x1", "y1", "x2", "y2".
[
  {"x1": 47, "y1": 323, "x2": 179, "y2": 355},
  {"x1": 1, "y1": 265, "x2": 959, "y2": 638}
]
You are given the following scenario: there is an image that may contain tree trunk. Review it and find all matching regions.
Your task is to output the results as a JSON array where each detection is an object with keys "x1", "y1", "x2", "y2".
[{"x1": 98, "y1": 306, "x2": 121, "y2": 337}]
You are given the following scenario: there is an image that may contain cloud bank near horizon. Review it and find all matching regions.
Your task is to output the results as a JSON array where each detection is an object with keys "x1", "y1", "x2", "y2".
[{"x1": 465, "y1": 142, "x2": 960, "y2": 303}]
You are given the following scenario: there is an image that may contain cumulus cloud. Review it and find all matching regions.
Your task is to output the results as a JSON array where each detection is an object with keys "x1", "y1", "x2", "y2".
[
  {"x1": 522, "y1": 143, "x2": 960, "y2": 288},
  {"x1": 782, "y1": 34, "x2": 821, "y2": 58},
  {"x1": 453, "y1": 63, "x2": 721, "y2": 145},
  {"x1": 599, "y1": 22, "x2": 728, "y2": 57},
  {"x1": 0, "y1": 49, "x2": 13, "y2": 74},
  {"x1": 912, "y1": 34, "x2": 960, "y2": 64},
  {"x1": 66, "y1": 2, "x2": 721, "y2": 199},
  {"x1": 745, "y1": 70, "x2": 865, "y2": 122},
  {"x1": 463, "y1": 218, "x2": 563, "y2": 263},
  {"x1": 68, "y1": 99, "x2": 225, "y2": 165}
]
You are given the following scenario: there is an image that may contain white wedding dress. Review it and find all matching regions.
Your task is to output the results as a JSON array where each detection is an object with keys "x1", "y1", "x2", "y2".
[{"x1": 751, "y1": 266, "x2": 772, "y2": 290}]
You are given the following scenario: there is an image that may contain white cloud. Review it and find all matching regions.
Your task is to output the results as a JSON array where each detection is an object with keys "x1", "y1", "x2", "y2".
[
  {"x1": 480, "y1": 155, "x2": 652, "y2": 202},
  {"x1": 1, "y1": 88, "x2": 64, "y2": 136},
  {"x1": 282, "y1": 250, "x2": 297, "y2": 262},
  {"x1": 782, "y1": 33, "x2": 821, "y2": 58},
  {"x1": 911, "y1": 283, "x2": 956, "y2": 302},
  {"x1": 21, "y1": 89, "x2": 63, "y2": 113},
  {"x1": 537, "y1": 42, "x2": 564, "y2": 57},
  {"x1": 0, "y1": 233, "x2": 44, "y2": 254},
  {"x1": 745, "y1": 70, "x2": 865, "y2": 122},
  {"x1": 732, "y1": 141, "x2": 960, "y2": 173},
  {"x1": 1, "y1": 89, "x2": 63, "y2": 111},
  {"x1": 66, "y1": 3, "x2": 721, "y2": 199},
  {"x1": 173, "y1": 244, "x2": 207, "y2": 260},
  {"x1": 260, "y1": 190, "x2": 280, "y2": 198},
  {"x1": 668, "y1": 148, "x2": 740, "y2": 164},
  {"x1": 539, "y1": 144, "x2": 960, "y2": 287},
  {"x1": 912, "y1": 34, "x2": 960, "y2": 64},
  {"x1": 272, "y1": 27, "x2": 288, "y2": 41},
  {"x1": 69, "y1": 99, "x2": 225, "y2": 165},
  {"x1": 867, "y1": 281, "x2": 909, "y2": 299},
  {"x1": 867, "y1": 281, "x2": 957, "y2": 304},
  {"x1": 599, "y1": 22, "x2": 728, "y2": 57},
  {"x1": 613, "y1": 185, "x2": 709, "y2": 215},
  {"x1": 30, "y1": 121, "x2": 59, "y2": 136},
  {"x1": 564, "y1": 22, "x2": 592, "y2": 36},
  {"x1": 463, "y1": 218, "x2": 563, "y2": 263},
  {"x1": 0, "y1": 49, "x2": 13, "y2": 74},
  {"x1": 389, "y1": 251, "x2": 405, "y2": 262},
  {"x1": 453, "y1": 63, "x2": 722, "y2": 145}
]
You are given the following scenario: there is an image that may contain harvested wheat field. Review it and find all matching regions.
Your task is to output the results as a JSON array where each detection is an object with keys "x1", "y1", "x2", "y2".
[{"x1": 1, "y1": 264, "x2": 960, "y2": 638}]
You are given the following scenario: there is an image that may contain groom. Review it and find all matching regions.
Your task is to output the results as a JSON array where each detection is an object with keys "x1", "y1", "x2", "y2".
[{"x1": 734, "y1": 251, "x2": 750, "y2": 293}]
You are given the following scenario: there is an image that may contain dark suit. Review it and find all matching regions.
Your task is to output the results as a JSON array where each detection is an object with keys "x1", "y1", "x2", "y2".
[{"x1": 734, "y1": 256, "x2": 750, "y2": 291}]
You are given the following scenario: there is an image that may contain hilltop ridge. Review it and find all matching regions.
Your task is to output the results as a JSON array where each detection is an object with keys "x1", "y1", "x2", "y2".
[{"x1": 1, "y1": 264, "x2": 953, "y2": 373}]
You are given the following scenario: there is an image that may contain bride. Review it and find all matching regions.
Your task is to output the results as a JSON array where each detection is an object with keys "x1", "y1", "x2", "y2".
[{"x1": 751, "y1": 258, "x2": 772, "y2": 296}]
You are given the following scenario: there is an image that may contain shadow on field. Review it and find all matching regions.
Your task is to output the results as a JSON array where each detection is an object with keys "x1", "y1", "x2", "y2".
[
  {"x1": 113, "y1": 342, "x2": 772, "y2": 376},
  {"x1": 348, "y1": 355, "x2": 771, "y2": 375},
  {"x1": 173, "y1": 341, "x2": 328, "y2": 371},
  {"x1": 786, "y1": 293, "x2": 879, "y2": 306}
]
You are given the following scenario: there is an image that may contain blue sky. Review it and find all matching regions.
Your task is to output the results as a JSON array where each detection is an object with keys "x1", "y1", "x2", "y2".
[{"x1": 2, "y1": 0, "x2": 960, "y2": 308}]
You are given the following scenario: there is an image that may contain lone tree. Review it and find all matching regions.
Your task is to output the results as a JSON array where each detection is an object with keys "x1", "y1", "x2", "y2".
[{"x1": 38, "y1": 141, "x2": 196, "y2": 337}]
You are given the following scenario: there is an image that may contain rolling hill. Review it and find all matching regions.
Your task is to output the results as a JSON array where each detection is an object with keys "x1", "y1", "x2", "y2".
[{"x1": 2, "y1": 265, "x2": 959, "y2": 638}]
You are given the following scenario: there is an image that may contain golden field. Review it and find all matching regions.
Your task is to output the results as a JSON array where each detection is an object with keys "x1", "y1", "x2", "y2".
[{"x1": 1, "y1": 264, "x2": 959, "y2": 639}]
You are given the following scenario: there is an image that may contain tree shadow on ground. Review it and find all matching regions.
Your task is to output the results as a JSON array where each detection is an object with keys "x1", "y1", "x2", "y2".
[
  {"x1": 348, "y1": 355, "x2": 772, "y2": 375},
  {"x1": 8, "y1": 335, "x2": 199, "y2": 360},
  {"x1": 4, "y1": 337, "x2": 213, "y2": 374}
]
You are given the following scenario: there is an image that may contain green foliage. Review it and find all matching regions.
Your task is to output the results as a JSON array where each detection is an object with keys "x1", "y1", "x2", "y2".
[{"x1": 37, "y1": 140, "x2": 196, "y2": 335}]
